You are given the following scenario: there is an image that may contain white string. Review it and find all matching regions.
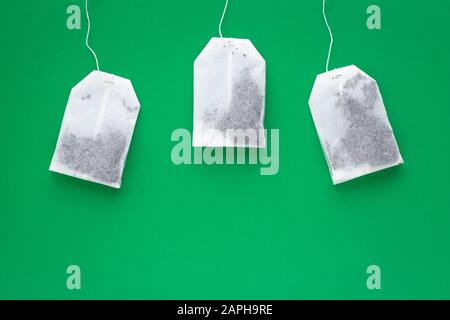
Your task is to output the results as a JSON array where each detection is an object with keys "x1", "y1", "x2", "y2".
[
  {"x1": 219, "y1": 0, "x2": 229, "y2": 38},
  {"x1": 85, "y1": 0, "x2": 100, "y2": 71},
  {"x1": 322, "y1": 0, "x2": 333, "y2": 72}
]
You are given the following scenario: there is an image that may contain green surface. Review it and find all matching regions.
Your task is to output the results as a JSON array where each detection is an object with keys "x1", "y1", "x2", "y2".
[{"x1": 0, "y1": 0, "x2": 449, "y2": 299}]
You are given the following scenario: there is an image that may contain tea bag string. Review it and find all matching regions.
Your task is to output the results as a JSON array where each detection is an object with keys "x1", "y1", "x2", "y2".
[
  {"x1": 85, "y1": 0, "x2": 100, "y2": 71},
  {"x1": 219, "y1": 0, "x2": 229, "y2": 38},
  {"x1": 323, "y1": 0, "x2": 333, "y2": 72}
]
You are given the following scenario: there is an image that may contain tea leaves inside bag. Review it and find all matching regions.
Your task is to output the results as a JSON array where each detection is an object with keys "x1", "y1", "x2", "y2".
[
  {"x1": 50, "y1": 70, "x2": 140, "y2": 188},
  {"x1": 309, "y1": 65, "x2": 403, "y2": 184},
  {"x1": 194, "y1": 37, "x2": 266, "y2": 147}
]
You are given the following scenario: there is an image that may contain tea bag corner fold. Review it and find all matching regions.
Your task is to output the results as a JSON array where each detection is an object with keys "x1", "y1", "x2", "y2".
[
  {"x1": 194, "y1": 37, "x2": 266, "y2": 148},
  {"x1": 50, "y1": 70, "x2": 140, "y2": 188},
  {"x1": 308, "y1": 65, "x2": 403, "y2": 185}
]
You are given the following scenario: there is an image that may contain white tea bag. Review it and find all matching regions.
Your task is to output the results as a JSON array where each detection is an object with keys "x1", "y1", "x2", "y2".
[
  {"x1": 194, "y1": 37, "x2": 266, "y2": 147},
  {"x1": 50, "y1": 70, "x2": 140, "y2": 188},
  {"x1": 308, "y1": 65, "x2": 403, "y2": 184}
]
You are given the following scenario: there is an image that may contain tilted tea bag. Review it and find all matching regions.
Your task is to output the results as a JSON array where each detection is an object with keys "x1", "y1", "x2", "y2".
[
  {"x1": 308, "y1": 65, "x2": 403, "y2": 184},
  {"x1": 194, "y1": 37, "x2": 266, "y2": 147},
  {"x1": 50, "y1": 70, "x2": 140, "y2": 188}
]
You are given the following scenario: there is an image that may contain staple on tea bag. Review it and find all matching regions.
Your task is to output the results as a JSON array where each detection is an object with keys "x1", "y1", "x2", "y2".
[
  {"x1": 50, "y1": 71, "x2": 140, "y2": 188},
  {"x1": 309, "y1": 66, "x2": 403, "y2": 184},
  {"x1": 193, "y1": 1, "x2": 266, "y2": 147}
]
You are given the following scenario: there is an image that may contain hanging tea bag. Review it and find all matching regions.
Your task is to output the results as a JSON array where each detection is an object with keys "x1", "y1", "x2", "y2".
[
  {"x1": 308, "y1": 0, "x2": 403, "y2": 184},
  {"x1": 50, "y1": 1, "x2": 140, "y2": 188},
  {"x1": 50, "y1": 71, "x2": 140, "y2": 188},
  {"x1": 309, "y1": 65, "x2": 403, "y2": 184},
  {"x1": 193, "y1": 1, "x2": 266, "y2": 147}
]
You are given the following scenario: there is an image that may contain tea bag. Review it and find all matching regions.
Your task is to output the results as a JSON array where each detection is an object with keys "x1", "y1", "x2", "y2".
[
  {"x1": 193, "y1": 37, "x2": 266, "y2": 147},
  {"x1": 308, "y1": 65, "x2": 403, "y2": 184},
  {"x1": 50, "y1": 70, "x2": 140, "y2": 188}
]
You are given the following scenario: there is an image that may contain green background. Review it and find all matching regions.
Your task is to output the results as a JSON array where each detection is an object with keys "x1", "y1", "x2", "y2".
[{"x1": 1, "y1": 0, "x2": 449, "y2": 299}]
